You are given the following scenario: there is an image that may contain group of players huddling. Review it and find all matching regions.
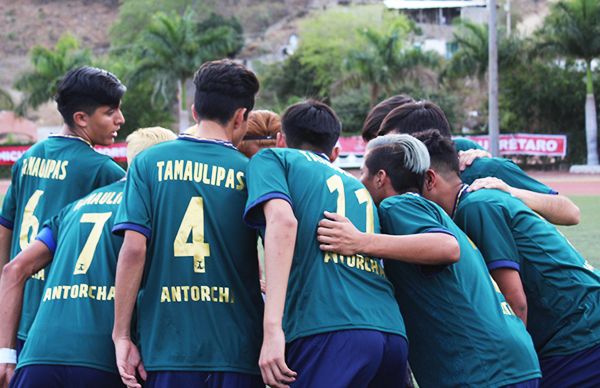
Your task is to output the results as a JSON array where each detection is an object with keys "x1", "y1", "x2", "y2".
[{"x1": 0, "y1": 59, "x2": 599, "y2": 388}]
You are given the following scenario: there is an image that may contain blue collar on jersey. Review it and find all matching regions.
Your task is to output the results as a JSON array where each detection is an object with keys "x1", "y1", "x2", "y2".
[
  {"x1": 49, "y1": 134, "x2": 93, "y2": 147},
  {"x1": 451, "y1": 183, "x2": 470, "y2": 219},
  {"x1": 311, "y1": 151, "x2": 330, "y2": 161},
  {"x1": 177, "y1": 134, "x2": 238, "y2": 150}
]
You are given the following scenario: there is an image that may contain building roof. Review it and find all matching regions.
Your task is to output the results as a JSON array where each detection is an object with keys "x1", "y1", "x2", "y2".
[{"x1": 384, "y1": 0, "x2": 487, "y2": 10}]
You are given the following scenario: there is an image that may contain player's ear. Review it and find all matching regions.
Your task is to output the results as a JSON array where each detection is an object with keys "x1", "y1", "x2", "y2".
[
  {"x1": 424, "y1": 169, "x2": 436, "y2": 191},
  {"x1": 72, "y1": 111, "x2": 88, "y2": 128},
  {"x1": 329, "y1": 144, "x2": 341, "y2": 163},
  {"x1": 232, "y1": 108, "x2": 246, "y2": 130},
  {"x1": 276, "y1": 132, "x2": 287, "y2": 148},
  {"x1": 191, "y1": 104, "x2": 199, "y2": 123},
  {"x1": 376, "y1": 169, "x2": 387, "y2": 189}
]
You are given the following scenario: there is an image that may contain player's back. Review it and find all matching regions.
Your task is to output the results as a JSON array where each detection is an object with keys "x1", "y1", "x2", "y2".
[
  {"x1": 1, "y1": 135, "x2": 125, "y2": 339},
  {"x1": 456, "y1": 188, "x2": 600, "y2": 357},
  {"x1": 245, "y1": 148, "x2": 405, "y2": 343},
  {"x1": 19, "y1": 180, "x2": 125, "y2": 373},
  {"x1": 380, "y1": 193, "x2": 540, "y2": 387},
  {"x1": 113, "y1": 135, "x2": 263, "y2": 374},
  {"x1": 460, "y1": 157, "x2": 553, "y2": 194}
]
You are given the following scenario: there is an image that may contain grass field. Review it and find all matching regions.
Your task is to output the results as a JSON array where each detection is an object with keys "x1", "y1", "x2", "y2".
[{"x1": 558, "y1": 196, "x2": 600, "y2": 266}]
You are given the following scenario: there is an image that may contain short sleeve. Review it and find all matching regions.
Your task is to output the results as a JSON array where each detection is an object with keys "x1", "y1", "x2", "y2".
[
  {"x1": 462, "y1": 158, "x2": 555, "y2": 194},
  {"x1": 379, "y1": 197, "x2": 456, "y2": 275},
  {"x1": 36, "y1": 203, "x2": 73, "y2": 254},
  {"x1": 0, "y1": 162, "x2": 20, "y2": 228},
  {"x1": 379, "y1": 197, "x2": 454, "y2": 238},
  {"x1": 454, "y1": 138, "x2": 485, "y2": 152},
  {"x1": 455, "y1": 199, "x2": 521, "y2": 272},
  {"x1": 95, "y1": 159, "x2": 126, "y2": 187},
  {"x1": 112, "y1": 157, "x2": 152, "y2": 239},
  {"x1": 243, "y1": 149, "x2": 291, "y2": 228}
]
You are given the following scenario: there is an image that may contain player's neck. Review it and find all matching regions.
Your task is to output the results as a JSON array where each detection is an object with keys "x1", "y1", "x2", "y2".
[
  {"x1": 61, "y1": 125, "x2": 93, "y2": 145},
  {"x1": 191, "y1": 121, "x2": 233, "y2": 143},
  {"x1": 447, "y1": 178, "x2": 466, "y2": 217}
]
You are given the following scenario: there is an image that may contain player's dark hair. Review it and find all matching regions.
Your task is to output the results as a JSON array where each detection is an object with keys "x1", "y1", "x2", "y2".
[
  {"x1": 55, "y1": 66, "x2": 126, "y2": 128},
  {"x1": 379, "y1": 100, "x2": 452, "y2": 138},
  {"x1": 193, "y1": 59, "x2": 259, "y2": 125},
  {"x1": 361, "y1": 94, "x2": 414, "y2": 142},
  {"x1": 412, "y1": 129, "x2": 460, "y2": 176},
  {"x1": 366, "y1": 142, "x2": 426, "y2": 194},
  {"x1": 281, "y1": 100, "x2": 341, "y2": 155}
]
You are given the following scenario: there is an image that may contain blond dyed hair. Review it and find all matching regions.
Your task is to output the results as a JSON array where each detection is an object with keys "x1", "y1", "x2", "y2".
[{"x1": 126, "y1": 126, "x2": 177, "y2": 163}]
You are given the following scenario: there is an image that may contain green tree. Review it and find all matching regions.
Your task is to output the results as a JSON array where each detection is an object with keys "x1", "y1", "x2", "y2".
[
  {"x1": 538, "y1": 0, "x2": 600, "y2": 165},
  {"x1": 296, "y1": 5, "x2": 403, "y2": 96},
  {"x1": 133, "y1": 9, "x2": 241, "y2": 132},
  {"x1": 109, "y1": 0, "x2": 211, "y2": 48},
  {"x1": 14, "y1": 34, "x2": 92, "y2": 115},
  {"x1": 0, "y1": 88, "x2": 14, "y2": 111},
  {"x1": 342, "y1": 23, "x2": 441, "y2": 106}
]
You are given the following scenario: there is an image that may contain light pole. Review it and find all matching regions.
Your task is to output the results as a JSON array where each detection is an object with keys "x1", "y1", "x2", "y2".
[{"x1": 488, "y1": 0, "x2": 500, "y2": 157}]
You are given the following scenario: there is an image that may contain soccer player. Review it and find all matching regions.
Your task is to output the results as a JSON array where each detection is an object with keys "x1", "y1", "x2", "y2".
[
  {"x1": 377, "y1": 100, "x2": 580, "y2": 226},
  {"x1": 0, "y1": 127, "x2": 175, "y2": 388},
  {"x1": 244, "y1": 100, "x2": 407, "y2": 388},
  {"x1": 111, "y1": 60, "x2": 264, "y2": 388},
  {"x1": 317, "y1": 134, "x2": 542, "y2": 388},
  {"x1": 414, "y1": 129, "x2": 600, "y2": 387},
  {"x1": 0, "y1": 67, "x2": 127, "y2": 353}
]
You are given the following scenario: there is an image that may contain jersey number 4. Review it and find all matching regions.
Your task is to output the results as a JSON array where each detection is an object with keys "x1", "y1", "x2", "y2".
[{"x1": 174, "y1": 197, "x2": 211, "y2": 273}]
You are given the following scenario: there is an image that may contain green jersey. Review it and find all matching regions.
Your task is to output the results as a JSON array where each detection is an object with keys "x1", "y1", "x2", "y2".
[
  {"x1": 112, "y1": 136, "x2": 263, "y2": 374},
  {"x1": 453, "y1": 137, "x2": 485, "y2": 152},
  {"x1": 18, "y1": 180, "x2": 125, "y2": 373},
  {"x1": 0, "y1": 135, "x2": 125, "y2": 339},
  {"x1": 460, "y1": 157, "x2": 554, "y2": 194},
  {"x1": 244, "y1": 148, "x2": 405, "y2": 343},
  {"x1": 454, "y1": 188, "x2": 600, "y2": 358},
  {"x1": 380, "y1": 193, "x2": 540, "y2": 388}
]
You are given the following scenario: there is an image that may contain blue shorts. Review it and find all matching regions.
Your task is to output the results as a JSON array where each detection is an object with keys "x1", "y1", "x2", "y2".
[
  {"x1": 145, "y1": 371, "x2": 264, "y2": 388},
  {"x1": 540, "y1": 342, "x2": 600, "y2": 387},
  {"x1": 15, "y1": 339, "x2": 25, "y2": 360},
  {"x1": 503, "y1": 378, "x2": 540, "y2": 388},
  {"x1": 9, "y1": 364, "x2": 123, "y2": 388},
  {"x1": 286, "y1": 329, "x2": 409, "y2": 388}
]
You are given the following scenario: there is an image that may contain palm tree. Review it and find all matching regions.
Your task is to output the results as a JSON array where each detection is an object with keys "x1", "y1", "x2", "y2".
[
  {"x1": 14, "y1": 34, "x2": 91, "y2": 116},
  {"x1": 539, "y1": 0, "x2": 600, "y2": 165},
  {"x1": 445, "y1": 21, "x2": 489, "y2": 83},
  {"x1": 341, "y1": 24, "x2": 440, "y2": 106},
  {"x1": 133, "y1": 9, "x2": 240, "y2": 132},
  {"x1": 0, "y1": 88, "x2": 14, "y2": 111}
]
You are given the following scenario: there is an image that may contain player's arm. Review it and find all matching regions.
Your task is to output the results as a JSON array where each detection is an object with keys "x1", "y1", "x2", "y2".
[
  {"x1": 490, "y1": 268, "x2": 528, "y2": 324},
  {"x1": 0, "y1": 226, "x2": 12, "y2": 281},
  {"x1": 318, "y1": 211, "x2": 460, "y2": 265},
  {"x1": 0, "y1": 240, "x2": 52, "y2": 386},
  {"x1": 468, "y1": 177, "x2": 580, "y2": 225},
  {"x1": 113, "y1": 230, "x2": 147, "y2": 388},
  {"x1": 260, "y1": 199, "x2": 297, "y2": 388}
]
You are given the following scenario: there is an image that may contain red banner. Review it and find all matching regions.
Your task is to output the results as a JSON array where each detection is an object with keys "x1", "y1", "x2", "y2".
[
  {"x1": 461, "y1": 134, "x2": 567, "y2": 157},
  {"x1": 337, "y1": 134, "x2": 567, "y2": 157},
  {"x1": 0, "y1": 134, "x2": 567, "y2": 166},
  {"x1": 0, "y1": 143, "x2": 128, "y2": 165}
]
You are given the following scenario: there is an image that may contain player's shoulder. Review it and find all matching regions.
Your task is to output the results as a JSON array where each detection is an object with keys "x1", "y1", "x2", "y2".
[
  {"x1": 380, "y1": 192, "x2": 433, "y2": 214},
  {"x1": 460, "y1": 187, "x2": 516, "y2": 215}
]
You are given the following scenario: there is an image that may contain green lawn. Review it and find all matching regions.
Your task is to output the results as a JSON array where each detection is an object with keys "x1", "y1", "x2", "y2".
[{"x1": 558, "y1": 196, "x2": 600, "y2": 267}]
